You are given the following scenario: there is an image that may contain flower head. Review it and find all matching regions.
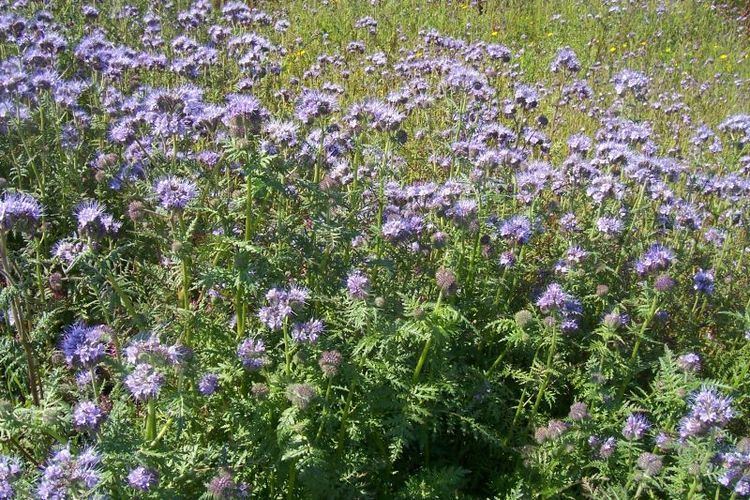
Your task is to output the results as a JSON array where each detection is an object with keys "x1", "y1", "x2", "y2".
[
  {"x1": 124, "y1": 363, "x2": 165, "y2": 401},
  {"x1": 72, "y1": 401, "x2": 106, "y2": 431},
  {"x1": 61, "y1": 322, "x2": 109, "y2": 368},
  {"x1": 291, "y1": 319, "x2": 324, "y2": 344},
  {"x1": 693, "y1": 269, "x2": 715, "y2": 295},
  {"x1": 346, "y1": 271, "x2": 370, "y2": 299},
  {"x1": 127, "y1": 466, "x2": 158, "y2": 492},
  {"x1": 153, "y1": 176, "x2": 197, "y2": 211},
  {"x1": 237, "y1": 338, "x2": 266, "y2": 370},
  {"x1": 37, "y1": 445, "x2": 101, "y2": 499},
  {"x1": 622, "y1": 413, "x2": 650, "y2": 440},
  {"x1": 0, "y1": 192, "x2": 42, "y2": 233},
  {"x1": 678, "y1": 386, "x2": 734, "y2": 439},
  {"x1": 198, "y1": 373, "x2": 219, "y2": 396}
]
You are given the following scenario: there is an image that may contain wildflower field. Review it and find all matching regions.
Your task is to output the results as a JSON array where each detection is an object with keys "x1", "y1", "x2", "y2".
[{"x1": 1, "y1": 0, "x2": 750, "y2": 497}]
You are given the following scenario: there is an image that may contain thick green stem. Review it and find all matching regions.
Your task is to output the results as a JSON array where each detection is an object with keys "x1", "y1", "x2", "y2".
[
  {"x1": 485, "y1": 341, "x2": 510, "y2": 379},
  {"x1": 145, "y1": 399, "x2": 157, "y2": 441},
  {"x1": 412, "y1": 292, "x2": 443, "y2": 384},
  {"x1": 529, "y1": 325, "x2": 558, "y2": 423},
  {"x1": 618, "y1": 294, "x2": 659, "y2": 400},
  {"x1": 314, "y1": 378, "x2": 333, "y2": 443},
  {"x1": 286, "y1": 462, "x2": 297, "y2": 500},
  {"x1": 90, "y1": 367, "x2": 99, "y2": 399},
  {"x1": 335, "y1": 385, "x2": 355, "y2": 459},
  {"x1": 106, "y1": 271, "x2": 146, "y2": 330},
  {"x1": 283, "y1": 319, "x2": 292, "y2": 376},
  {"x1": 0, "y1": 233, "x2": 41, "y2": 405}
]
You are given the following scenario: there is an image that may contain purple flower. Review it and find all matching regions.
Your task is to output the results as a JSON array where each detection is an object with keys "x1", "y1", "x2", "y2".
[
  {"x1": 514, "y1": 84, "x2": 539, "y2": 110},
  {"x1": 677, "y1": 353, "x2": 701, "y2": 373},
  {"x1": 60, "y1": 322, "x2": 109, "y2": 368},
  {"x1": 258, "y1": 286, "x2": 308, "y2": 330},
  {"x1": 596, "y1": 216, "x2": 624, "y2": 237},
  {"x1": 346, "y1": 270, "x2": 370, "y2": 299},
  {"x1": 635, "y1": 244, "x2": 676, "y2": 277},
  {"x1": 637, "y1": 452, "x2": 663, "y2": 476},
  {"x1": 588, "y1": 436, "x2": 617, "y2": 459},
  {"x1": 206, "y1": 470, "x2": 249, "y2": 498},
  {"x1": 75, "y1": 200, "x2": 121, "y2": 238},
  {"x1": 124, "y1": 334, "x2": 188, "y2": 366},
  {"x1": 127, "y1": 466, "x2": 158, "y2": 491},
  {"x1": 0, "y1": 192, "x2": 42, "y2": 233},
  {"x1": 446, "y1": 199, "x2": 477, "y2": 223},
  {"x1": 622, "y1": 413, "x2": 650, "y2": 440},
  {"x1": 237, "y1": 338, "x2": 267, "y2": 370},
  {"x1": 51, "y1": 239, "x2": 90, "y2": 265},
  {"x1": 37, "y1": 446, "x2": 101, "y2": 499},
  {"x1": 693, "y1": 269, "x2": 715, "y2": 295},
  {"x1": 124, "y1": 363, "x2": 165, "y2": 401},
  {"x1": 291, "y1": 319, "x2": 325, "y2": 344},
  {"x1": 295, "y1": 89, "x2": 339, "y2": 124},
  {"x1": 613, "y1": 69, "x2": 650, "y2": 100},
  {"x1": 550, "y1": 47, "x2": 581, "y2": 73},
  {"x1": 264, "y1": 119, "x2": 299, "y2": 148},
  {"x1": 678, "y1": 387, "x2": 734, "y2": 439},
  {"x1": 319, "y1": 350, "x2": 342, "y2": 378},
  {"x1": 717, "y1": 446, "x2": 750, "y2": 496},
  {"x1": 535, "y1": 284, "x2": 569, "y2": 313},
  {"x1": 0, "y1": 454, "x2": 21, "y2": 499},
  {"x1": 153, "y1": 176, "x2": 197, "y2": 211},
  {"x1": 500, "y1": 215, "x2": 532, "y2": 245},
  {"x1": 72, "y1": 401, "x2": 106, "y2": 431},
  {"x1": 568, "y1": 402, "x2": 589, "y2": 421},
  {"x1": 198, "y1": 373, "x2": 219, "y2": 396},
  {"x1": 223, "y1": 93, "x2": 270, "y2": 136},
  {"x1": 499, "y1": 251, "x2": 516, "y2": 268},
  {"x1": 654, "y1": 274, "x2": 675, "y2": 292},
  {"x1": 536, "y1": 283, "x2": 582, "y2": 331}
]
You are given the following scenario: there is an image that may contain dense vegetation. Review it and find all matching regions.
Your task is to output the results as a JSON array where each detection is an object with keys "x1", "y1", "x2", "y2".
[{"x1": 1, "y1": 0, "x2": 750, "y2": 497}]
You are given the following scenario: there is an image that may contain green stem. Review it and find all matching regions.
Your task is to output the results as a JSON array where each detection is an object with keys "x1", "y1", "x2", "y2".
[
  {"x1": 90, "y1": 367, "x2": 99, "y2": 399},
  {"x1": 286, "y1": 462, "x2": 297, "y2": 500},
  {"x1": 283, "y1": 319, "x2": 292, "y2": 377},
  {"x1": 335, "y1": 384, "x2": 356, "y2": 459},
  {"x1": 618, "y1": 294, "x2": 659, "y2": 400},
  {"x1": 0, "y1": 232, "x2": 41, "y2": 405},
  {"x1": 145, "y1": 399, "x2": 157, "y2": 441},
  {"x1": 506, "y1": 388, "x2": 529, "y2": 445},
  {"x1": 106, "y1": 271, "x2": 145, "y2": 330},
  {"x1": 529, "y1": 325, "x2": 558, "y2": 423},
  {"x1": 150, "y1": 417, "x2": 173, "y2": 447},
  {"x1": 314, "y1": 378, "x2": 333, "y2": 443},
  {"x1": 485, "y1": 341, "x2": 510, "y2": 378},
  {"x1": 412, "y1": 292, "x2": 443, "y2": 384}
]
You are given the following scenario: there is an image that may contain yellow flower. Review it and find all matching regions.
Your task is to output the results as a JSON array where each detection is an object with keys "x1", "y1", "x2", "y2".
[
  {"x1": 547, "y1": 32, "x2": 553, "y2": 37},
  {"x1": 720, "y1": 54, "x2": 728, "y2": 60},
  {"x1": 609, "y1": 46, "x2": 616, "y2": 53},
  {"x1": 491, "y1": 31, "x2": 498, "y2": 36}
]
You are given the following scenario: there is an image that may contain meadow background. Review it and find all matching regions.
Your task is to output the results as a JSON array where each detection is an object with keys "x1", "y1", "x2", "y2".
[{"x1": 1, "y1": 0, "x2": 750, "y2": 497}]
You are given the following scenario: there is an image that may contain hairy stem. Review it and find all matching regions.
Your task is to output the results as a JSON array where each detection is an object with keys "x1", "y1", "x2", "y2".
[
  {"x1": 145, "y1": 399, "x2": 157, "y2": 441},
  {"x1": 529, "y1": 325, "x2": 558, "y2": 423},
  {"x1": 618, "y1": 294, "x2": 659, "y2": 400},
  {"x1": 412, "y1": 292, "x2": 443, "y2": 384},
  {"x1": 0, "y1": 232, "x2": 41, "y2": 405}
]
